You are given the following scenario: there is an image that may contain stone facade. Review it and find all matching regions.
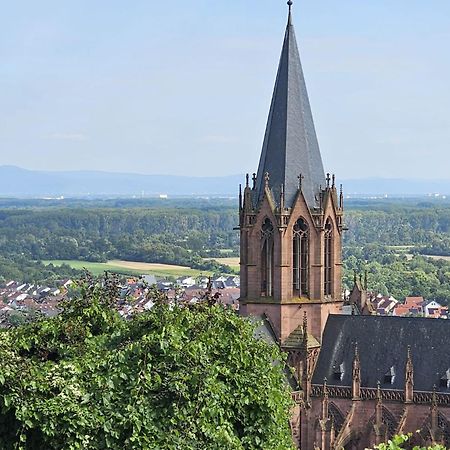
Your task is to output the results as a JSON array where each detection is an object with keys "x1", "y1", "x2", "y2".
[
  {"x1": 239, "y1": 178, "x2": 344, "y2": 343},
  {"x1": 238, "y1": 4, "x2": 450, "y2": 449}
]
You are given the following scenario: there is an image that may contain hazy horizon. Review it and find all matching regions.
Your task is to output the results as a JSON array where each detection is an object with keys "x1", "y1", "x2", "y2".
[
  {"x1": 4, "y1": 164, "x2": 450, "y2": 183},
  {"x1": 1, "y1": 1, "x2": 450, "y2": 179}
]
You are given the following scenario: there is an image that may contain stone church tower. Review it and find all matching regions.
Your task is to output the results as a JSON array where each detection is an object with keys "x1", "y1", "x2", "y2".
[
  {"x1": 239, "y1": 5, "x2": 450, "y2": 450},
  {"x1": 239, "y1": 1, "x2": 344, "y2": 345}
]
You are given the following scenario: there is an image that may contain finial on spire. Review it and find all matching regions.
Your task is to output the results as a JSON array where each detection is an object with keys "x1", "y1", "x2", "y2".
[
  {"x1": 298, "y1": 173, "x2": 304, "y2": 191},
  {"x1": 280, "y1": 183, "x2": 285, "y2": 210},
  {"x1": 239, "y1": 184, "x2": 242, "y2": 211},
  {"x1": 302, "y1": 311, "x2": 308, "y2": 347},
  {"x1": 246, "y1": 173, "x2": 249, "y2": 188},
  {"x1": 252, "y1": 173, "x2": 257, "y2": 190},
  {"x1": 287, "y1": 1, "x2": 293, "y2": 25}
]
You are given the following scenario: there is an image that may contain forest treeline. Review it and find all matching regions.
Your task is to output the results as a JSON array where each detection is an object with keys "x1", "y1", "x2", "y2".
[
  {"x1": 0, "y1": 206, "x2": 238, "y2": 283},
  {"x1": 2, "y1": 198, "x2": 450, "y2": 301}
]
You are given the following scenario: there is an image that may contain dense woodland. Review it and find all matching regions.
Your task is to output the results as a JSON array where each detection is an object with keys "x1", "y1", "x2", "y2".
[{"x1": 2, "y1": 198, "x2": 450, "y2": 302}]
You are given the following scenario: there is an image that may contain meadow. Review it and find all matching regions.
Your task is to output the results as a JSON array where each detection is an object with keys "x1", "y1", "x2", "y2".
[{"x1": 43, "y1": 259, "x2": 212, "y2": 279}]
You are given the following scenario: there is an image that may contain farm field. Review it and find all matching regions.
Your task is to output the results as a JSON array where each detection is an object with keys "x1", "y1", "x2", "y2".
[
  {"x1": 424, "y1": 254, "x2": 450, "y2": 262},
  {"x1": 43, "y1": 259, "x2": 212, "y2": 278},
  {"x1": 404, "y1": 254, "x2": 450, "y2": 262},
  {"x1": 204, "y1": 257, "x2": 240, "y2": 270}
]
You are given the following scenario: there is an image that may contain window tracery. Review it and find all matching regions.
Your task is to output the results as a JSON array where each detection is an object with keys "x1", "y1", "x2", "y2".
[
  {"x1": 293, "y1": 218, "x2": 309, "y2": 296},
  {"x1": 261, "y1": 218, "x2": 274, "y2": 297},
  {"x1": 324, "y1": 218, "x2": 333, "y2": 296}
]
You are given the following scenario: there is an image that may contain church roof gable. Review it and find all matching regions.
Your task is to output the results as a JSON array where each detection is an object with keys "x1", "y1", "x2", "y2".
[{"x1": 312, "y1": 315, "x2": 450, "y2": 392}]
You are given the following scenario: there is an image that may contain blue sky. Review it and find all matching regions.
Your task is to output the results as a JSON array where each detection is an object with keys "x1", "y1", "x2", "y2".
[{"x1": 1, "y1": 0, "x2": 450, "y2": 179}]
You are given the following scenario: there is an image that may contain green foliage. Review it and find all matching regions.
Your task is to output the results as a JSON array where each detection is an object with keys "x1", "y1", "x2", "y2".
[
  {"x1": 344, "y1": 245, "x2": 450, "y2": 303},
  {"x1": 4, "y1": 198, "x2": 450, "y2": 299},
  {"x1": 0, "y1": 205, "x2": 238, "y2": 280},
  {"x1": 0, "y1": 275, "x2": 294, "y2": 449},
  {"x1": 373, "y1": 433, "x2": 446, "y2": 450},
  {"x1": 0, "y1": 255, "x2": 81, "y2": 286}
]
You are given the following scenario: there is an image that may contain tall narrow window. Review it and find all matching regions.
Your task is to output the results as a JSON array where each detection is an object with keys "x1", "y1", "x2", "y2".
[
  {"x1": 293, "y1": 218, "x2": 309, "y2": 296},
  {"x1": 261, "y1": 218, "x2": 274, "y2": 297},
  {"x1": 324, "y1": 218, "x2": 333, "y2": 296}
]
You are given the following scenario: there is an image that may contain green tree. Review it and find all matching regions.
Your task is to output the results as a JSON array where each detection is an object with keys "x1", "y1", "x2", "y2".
[
  {"x1": 0, "y1": 275, "x2": 294, "y2": 449},
  {"x1": 372, "y1": 433, "x2": 446, "y2": 450}
]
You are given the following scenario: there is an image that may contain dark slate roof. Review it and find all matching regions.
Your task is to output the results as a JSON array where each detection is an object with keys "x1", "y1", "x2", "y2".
[
  {"x1": 312, "y1": 315, "x2": 450, "y2": 392},
  {"x1": 254, "y1": 11, "x2": 325, "y2": 208}
]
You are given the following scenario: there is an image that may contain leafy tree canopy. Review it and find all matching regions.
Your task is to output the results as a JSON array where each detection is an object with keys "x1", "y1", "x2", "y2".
[
  {"x1": 373, "y1": 434, "x2": 446, "y2": 450},
  {"x1": 0, "y1": 275, "x2": 293, "y2": 449}
]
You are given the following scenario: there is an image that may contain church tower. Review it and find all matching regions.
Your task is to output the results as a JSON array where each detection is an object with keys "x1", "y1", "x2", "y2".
[{"x1": 239, "y1": 1, "x2": 344, "y2": 344}]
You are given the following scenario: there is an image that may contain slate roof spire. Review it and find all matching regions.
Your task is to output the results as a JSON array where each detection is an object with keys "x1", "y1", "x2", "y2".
[{"x1": 254, "y1": 1, "x2": 325, "y2": 208}]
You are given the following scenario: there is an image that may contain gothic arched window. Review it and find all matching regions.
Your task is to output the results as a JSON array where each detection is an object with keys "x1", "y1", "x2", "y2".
[
  {"x1": 261, "y1": 218, "x2": 274, "y2": 297},
  {"x1": 293, "y1": 218, "x2": 309, "y2": 296},
  {"x1": 324, "y1": 218, "x2": 333, "y2": 296},
  {"x1": 329, "y1": 403, "x2": 345, "y2": 434}
]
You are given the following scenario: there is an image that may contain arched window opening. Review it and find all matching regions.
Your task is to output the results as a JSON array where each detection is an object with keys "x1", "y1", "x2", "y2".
[
  {"x1": 329, "y1": 403, "x2": 345, "y2": 434},
  {"x1": 293, "y1": 218, "x2": 309, "y2": 296},
  {"x1": 261, "y1": 218, "x2": 274, "y2": 297},
  {"x1": 324, "y1": 219, "x2": 333, "y2": 296},
  {"x1": 382, "y1": 407, "x2": 398, "y2": 440}
]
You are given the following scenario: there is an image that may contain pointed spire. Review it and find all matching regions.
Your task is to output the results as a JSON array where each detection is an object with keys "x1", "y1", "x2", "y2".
[
  {"x1": 431, "y1": 384, "x2": 438, "y2": 434},
  {"x1": 432, "y1": 384, "x2": 437, "y2": 408},
  {"x1": 287, "y1": 0, "x2": 293, "y2": 25},
  {"x1": 239, "y1": 184, "x2": 242, "y2": 211},
  {"x1": 352, "y1": 342, "x2": 361, "y2": 400},
  {"x1": 302, "y1": 311, "x2": 308, "y2": 349},
  {"x1": 375, "y1": 380, "x2": 383, "y2": 433},
  {"x1": 298, "y1": 173, "x2": 304, "y2": 191},
  {"x1": 254, "y1": 4, "x2": 325, "y2": 208},
  {"x1": 405, "y1": 345, "x2": 414, "y2": 403},
  {"x1": 322, "y1": 377, "x2": 329, "y2": 420}
]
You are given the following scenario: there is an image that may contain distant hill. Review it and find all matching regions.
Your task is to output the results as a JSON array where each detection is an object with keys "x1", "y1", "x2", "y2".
[
  {"x1": 0, "y1": 166, "x2": 241, "y2": 198},
  {"x1": 1, "y1": 166, "x2": 450, "y2": 198}
]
